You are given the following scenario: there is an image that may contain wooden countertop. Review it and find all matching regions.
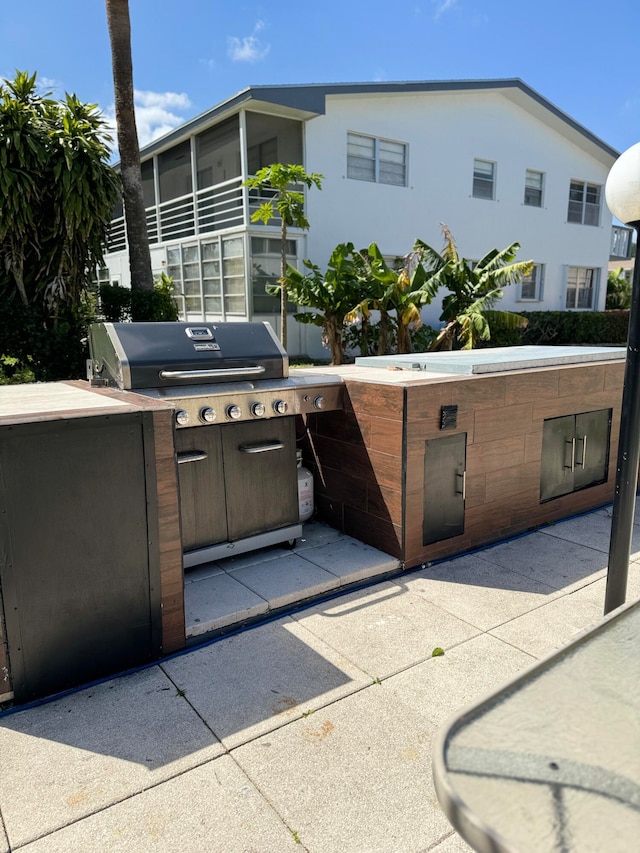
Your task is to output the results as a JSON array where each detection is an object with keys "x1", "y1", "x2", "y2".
[{"x1": 0, "y1": 381, "x2": 172, "y2": 427}]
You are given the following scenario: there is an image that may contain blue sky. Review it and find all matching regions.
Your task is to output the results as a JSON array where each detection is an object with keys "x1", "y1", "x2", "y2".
[{"x1": 2, "y1": 0, "x2": 640, "y2": 157}]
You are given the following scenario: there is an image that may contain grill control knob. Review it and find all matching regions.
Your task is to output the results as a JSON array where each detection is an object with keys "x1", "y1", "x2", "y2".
[
  {"x1": 313, "y1": 395, "x2": 326, "y2": 410},
  {"x1": 175, "y1": 409, "x2": 190, "y2": 426},
  {"x1": 200, "y1": 406, "x2": 216, "y2": 423},
  {"x1": 226, "y1": 404, "x2": 242, "y2": 420},
  {"x1": 251, "y1": 402, "x2": 266, "y2": 417},
  {"x1": 273, "y1": 400, "x2": 288, "y2": 415}
]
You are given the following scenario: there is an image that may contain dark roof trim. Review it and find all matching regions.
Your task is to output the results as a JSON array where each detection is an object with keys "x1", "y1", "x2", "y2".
[{"x1": 135, "y1": 79, "x2": 618, "y2": 161}]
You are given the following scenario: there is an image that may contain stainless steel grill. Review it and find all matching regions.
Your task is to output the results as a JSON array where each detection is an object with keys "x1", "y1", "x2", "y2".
[{"x1": 87, "y1": 321, "x2": 343, "y2": 568}]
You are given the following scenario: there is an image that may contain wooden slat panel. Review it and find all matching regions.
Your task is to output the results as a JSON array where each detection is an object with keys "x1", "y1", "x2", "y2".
[
  {"x1": 152, "y1": 411, "x2": 185, "y2": 655},
  {"x1": 505, "y1": 369, "x2": 559, "y2": 405},
  {"x1": 466, "y1": 434, "x2": 525, "y2": 474},
  {"x1": 473, "y1": 402, "x2": 534, "y2": 443},
  {"x1": 558, "y1": 365, "x2": 606, "y2": 398},
  {"x1": 344, "y1": 381, "x2": 404, "y2": 419},
  {"x1": 343, "y1": 505, "x2": 402, "y2": 558}
]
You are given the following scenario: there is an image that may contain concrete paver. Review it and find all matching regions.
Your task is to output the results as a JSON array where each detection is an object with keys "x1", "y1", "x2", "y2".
[
  {"x1": 291, "y1": 581, "x2": 480, "y2": 679},
  {"x1": 233, "y1": 679, "x2": 453, "y2": 853},
  {"x1": 228, "y1": 552, "x2": 340, "y2": 610},
  {"x1": 1, "y1": 506, "x2": 637, "y2": 852},
  {"x1": 480, "y1": 528, "x2": 608, "y2": 592},
  {"x1": 161, "y1": 616, "x2": 372, "y2": 750},
  {"x1": 0, "y1": 668, "x2": 223, "y2": 848},
  {"x1": 403, "y1": 552, "x2": 562, "y2": 631},
  {"x1": 382, "y1": 633, "x2": 536, "y2": 729},
  {"x1": 18, "y1": 756, "x2": 300, "y2": 853}
]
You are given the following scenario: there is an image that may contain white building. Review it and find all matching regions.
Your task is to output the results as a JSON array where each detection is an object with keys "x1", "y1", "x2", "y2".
[{"x1": 102, "y1": 79, "x2": 618, "y2": 358}]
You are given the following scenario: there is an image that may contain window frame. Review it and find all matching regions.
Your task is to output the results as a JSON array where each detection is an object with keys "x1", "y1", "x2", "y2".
[
  {"x1": 472, "y1": 159, "x2": 496, "y2": 200},
  {"x1": 565, "y1": 266, "x2": 599, "y2": 310},
  {"x1": 524, "y1": 170, "x2": 544, "y2": 208},
  {"x1": 518, "y1": 263, "x2": 544, "y2": 302},
  {"x1": 347, "y1": 131, "x2": 408, "y2": 187},
  {"x1": 567, "y1": 180, "x2": 602, "y2": 226}
]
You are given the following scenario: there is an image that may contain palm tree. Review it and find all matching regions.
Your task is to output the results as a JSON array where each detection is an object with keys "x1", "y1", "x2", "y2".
[
  {"x1": 104, "y1": 0, "x2": 154, "y2": 297},
  {"x1": 414, "y1": 224, "x2": 532, "y2": 350},
  {"x1": 244, "y1": 164, "x2": 322, "y2": 349}
]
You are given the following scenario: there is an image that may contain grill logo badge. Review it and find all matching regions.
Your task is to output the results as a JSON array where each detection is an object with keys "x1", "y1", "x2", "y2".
[{"x1": 193, "y1": 342, "x2": 220, "y2": 351}]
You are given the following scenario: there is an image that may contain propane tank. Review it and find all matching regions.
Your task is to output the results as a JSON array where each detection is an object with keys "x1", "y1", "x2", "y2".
[{"x1": 296, "y1": 449, "x2": 314, "y2": 522}]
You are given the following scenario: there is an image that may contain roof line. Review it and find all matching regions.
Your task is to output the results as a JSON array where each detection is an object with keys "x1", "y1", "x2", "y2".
[{"x1": 134, "y1": 79, "x2": 618, "y2": 161}]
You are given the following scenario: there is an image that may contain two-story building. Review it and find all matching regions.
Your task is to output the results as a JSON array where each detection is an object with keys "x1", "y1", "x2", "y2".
[{"x1": 101, "y1": 79, "x2": 619, "y2": 358}]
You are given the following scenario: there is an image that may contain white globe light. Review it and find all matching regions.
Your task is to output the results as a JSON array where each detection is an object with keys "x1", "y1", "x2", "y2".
[{"x1": 605, "y1": 142, "x2": 640, "y2": 224}]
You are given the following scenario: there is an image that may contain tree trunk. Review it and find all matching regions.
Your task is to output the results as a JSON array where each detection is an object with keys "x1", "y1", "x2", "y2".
[
  {"x1": 105, "y1": 0, "x2": 154, "y2": 299},
  {"x1": 397, "y1": 322, "x2": 412, "y2": 354},
  {"x1": 323, "y1": 317, "x2": 344, "y2": 365},
  {"x1": 280, "y1": 219, "x2": 288, "y2": 350}
]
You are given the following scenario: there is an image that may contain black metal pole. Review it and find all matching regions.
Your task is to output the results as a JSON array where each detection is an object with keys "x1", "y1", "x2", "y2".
[{"x1": 605, "y1": 221, "x2": 640, "y2": 614}]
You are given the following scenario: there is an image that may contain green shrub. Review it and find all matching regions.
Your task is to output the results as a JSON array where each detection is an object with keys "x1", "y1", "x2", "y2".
[
  {"x1": 518, "y1": 311, "x2": 629, "y2": 346},
  {"x1": 0, "y1": 291, "x2": 96, "y2": 383},
  {"x1": 98, "y1": 274, "x2": 179, "y2": 322}
]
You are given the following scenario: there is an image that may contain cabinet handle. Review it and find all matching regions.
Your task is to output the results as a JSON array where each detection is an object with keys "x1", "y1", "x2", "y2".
[
  {"x1": 239, "y1": 441, "x2": 285, "y2": 454},
  {"x1": 564, "y1": 437, "x2": 576, "y2": 472},
  {"x1": 576, "y1": 435, "x2": 588, "y2": 468},
  {"x1": 177, "y1": 450, "x2": 208, "y2": 464},
  {"x1": 456, "y1": 471, "x2": 466, "y2": 500}
]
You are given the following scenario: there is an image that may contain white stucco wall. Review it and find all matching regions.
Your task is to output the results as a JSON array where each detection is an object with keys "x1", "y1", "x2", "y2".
[{"x1": 302, "y1": 89, "x2": 613, "y2": 339}]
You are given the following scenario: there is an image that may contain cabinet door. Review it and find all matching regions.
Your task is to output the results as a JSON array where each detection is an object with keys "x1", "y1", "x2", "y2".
[
  {"x1": 175, "y1": 426, "x2": 228, "y2": 551},
  {"x1": 222, "y1": 418, "x2": 298, "y2": 542},
  {"x1": 423, "y1": 433, "x2": 466, "y2": 546},
  {"x1": 574, "y1": 409, "x2": 611, "y2": 492},
  {"x1": 0, "y1": 415, "x2": 155, "y2": 702},
  {"x1": 540, "y1": 415, "x2": 576, "y2": 502}
]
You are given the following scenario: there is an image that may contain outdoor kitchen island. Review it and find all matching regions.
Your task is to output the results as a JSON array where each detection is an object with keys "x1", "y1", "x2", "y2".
[{"x1": 296, "y1": 346, "x2": 628, "y2": 570}]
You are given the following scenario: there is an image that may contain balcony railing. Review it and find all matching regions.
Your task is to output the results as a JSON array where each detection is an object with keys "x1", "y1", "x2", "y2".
[{"x1": 106, "y1": 176, "x2": 300, "y2": 254}]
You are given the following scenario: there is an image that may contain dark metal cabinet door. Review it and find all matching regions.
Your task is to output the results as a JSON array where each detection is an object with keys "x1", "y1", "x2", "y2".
[
  {"x1": 423, "y1": 433, "x2": 466, "y2": 546},
  {"x1": 175, "y1": 426, "x2": 228, "y2": 551},
  {"x1": 0, "y1": 415, "x2": 155, "y2": 702},
  {"x1": 574, "y1": 409, "x2": 611, "y2": 492},
  {"x1": 221, "y1": 418, "x2": 298, "y2": 542},
  {"x1": 540, "y1": 415, "x2": 575, "y2": 502}
]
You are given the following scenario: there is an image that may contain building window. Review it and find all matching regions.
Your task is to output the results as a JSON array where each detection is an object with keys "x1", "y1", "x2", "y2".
[
  {"x1": 167, "y1": 236, "x2": 247, "y2": 318},
  {"x1": 347, "y1": 132, "x2": 407, "y2": 186},
  {"x1": 524, "y1": 170, "x2": 544, "y2": 207},
  {"x1": 566, "y1": 266, "x2": 598, "y2": 309},
  {"x1": 251, "y1": 237, "x2": 297, "y2": 314},
  {"x1": 472, "y1": 159, "x2": 495, "y2": 199},
  {"x1": 610, "y1": 225, "x2": 633, "y2": 259},
  {"x1": 519, "y1": 264, "x2": 544, "y2": 301},
  {"x1": 567, "y1": 181, "x2": 601, "y2": 226}
]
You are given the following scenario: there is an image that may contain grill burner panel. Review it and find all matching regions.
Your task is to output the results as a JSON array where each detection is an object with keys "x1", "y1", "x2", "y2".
[{"x1": 136, "y1": 376, "x2": 343, "y2": 427}]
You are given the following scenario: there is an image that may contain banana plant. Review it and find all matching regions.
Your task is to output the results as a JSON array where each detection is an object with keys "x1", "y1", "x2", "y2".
[
  {"x1": 413, "y1": 223, "x2": 532, "y2": 350},
  {"x1": 347, "y1": 242, "x2": 440, "y2": 354},
  {"x1": 281, "y1": 242, "x2": 369, "y2": 364}
]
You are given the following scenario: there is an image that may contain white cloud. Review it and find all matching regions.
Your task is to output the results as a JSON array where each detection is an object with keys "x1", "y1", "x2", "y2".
[
  {"x1": 432, "y1": 0, "x2": 458, "y2": 19},
  {"x1": 227, "y1": 20, "x2": 270, "y2": 63},
  {"x1": 104, "y1": 89, "x2": 193, "y2": 150}
]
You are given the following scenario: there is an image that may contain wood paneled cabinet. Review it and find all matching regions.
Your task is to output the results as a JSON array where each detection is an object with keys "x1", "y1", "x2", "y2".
[
  {"x1": 423, "y1": 433, "x2": 467, "y2": 546},
  {"x1": 540, "y1": 409, "x2": 612, "y2": 502}
]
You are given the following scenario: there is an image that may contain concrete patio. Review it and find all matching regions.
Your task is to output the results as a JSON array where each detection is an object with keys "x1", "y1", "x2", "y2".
[{"x1": 1, "y1": 501, "x2": 638, "y2": 852}]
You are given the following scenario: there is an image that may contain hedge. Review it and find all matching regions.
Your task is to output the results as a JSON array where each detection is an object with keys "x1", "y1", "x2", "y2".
[{"x1": 487, "y1": 311, "x2": 630, "y2": 349}]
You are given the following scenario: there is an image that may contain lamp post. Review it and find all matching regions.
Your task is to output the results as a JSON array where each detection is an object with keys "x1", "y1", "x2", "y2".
[{"x1": 604, "y1": 141, "x2": 640, "y2": 614}]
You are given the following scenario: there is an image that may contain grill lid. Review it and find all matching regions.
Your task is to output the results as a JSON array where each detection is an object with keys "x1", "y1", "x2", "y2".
[{"x1": 88, "y1": 321, "x2": 288, "y2": 390}]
